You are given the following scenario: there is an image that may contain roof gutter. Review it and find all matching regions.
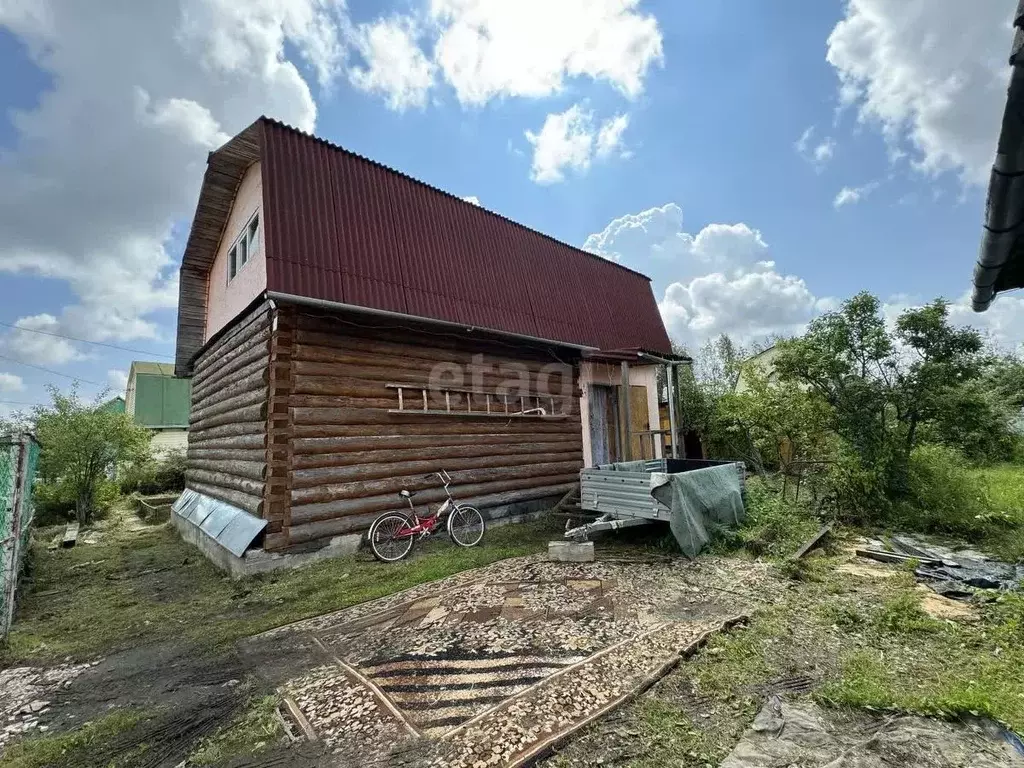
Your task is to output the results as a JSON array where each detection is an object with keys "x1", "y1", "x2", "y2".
[
  {"x1": 973, "y1": 19, "x2": 1024, "y2": 312},
  {"x1": 638, "y1": 351, "x2": 692, "y2": 366},
  {"x1": 266, "y1": 291, "x2": 600, "y2": 353}
]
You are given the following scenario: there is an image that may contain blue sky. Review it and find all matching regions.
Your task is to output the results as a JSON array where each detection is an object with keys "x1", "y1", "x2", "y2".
[{"x1": 0, "y1": 0, "x2": 1021, "y2": 416}]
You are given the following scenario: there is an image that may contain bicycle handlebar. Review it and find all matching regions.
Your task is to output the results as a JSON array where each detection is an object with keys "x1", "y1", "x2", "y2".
[{"x1": 423, "y1": 470, "x2": 453, "y2": 484}]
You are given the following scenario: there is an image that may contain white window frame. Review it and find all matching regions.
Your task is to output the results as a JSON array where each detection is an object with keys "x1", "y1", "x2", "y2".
[{"x1": 227, "y1": 211, "x2": 260, "y2": 284}]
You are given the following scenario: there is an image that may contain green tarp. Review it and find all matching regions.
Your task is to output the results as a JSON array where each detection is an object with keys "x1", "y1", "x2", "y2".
[{"x1": 606, "y1": 460, "x2": 745, "y2": 558}]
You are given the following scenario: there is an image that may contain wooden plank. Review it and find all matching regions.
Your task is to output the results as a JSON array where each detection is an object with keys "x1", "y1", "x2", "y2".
[
  {"x1": 62, "y1": 522, "x2": 79, "y2": 548},
  {"x1": 855, "y1": 548, "x2": 943, "y2": 568},
  {"x1": 264, "y1": 304, "x2": 295, "y2": 536},
  {"x1": 384, "y1": 409, "x2": 570, "y2": 420},
  {"x1": 384, "y1": 382, "x2": 573, "y2": 401},
  {"x1": 190, "y1": 403, "x2": 266, "y2": 432},
  {"x1": 188, "y1": 468, "x2": 264, "y2": 496},
  {"x1": 793, "y1": 522, "x2": 833, "y2": 559}
]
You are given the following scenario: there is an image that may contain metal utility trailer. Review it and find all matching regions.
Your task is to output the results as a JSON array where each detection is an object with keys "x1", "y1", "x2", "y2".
[{"x1": 565, "y1": 458, "x2": 745, "y2": 541}]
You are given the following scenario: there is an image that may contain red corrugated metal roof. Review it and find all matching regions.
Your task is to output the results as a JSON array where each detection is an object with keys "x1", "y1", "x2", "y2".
[{"x1": 258, "y1": 117, "x2": 671, "y2": 353}]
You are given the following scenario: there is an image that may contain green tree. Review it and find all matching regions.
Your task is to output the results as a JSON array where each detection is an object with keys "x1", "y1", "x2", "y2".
[
  {"x1": 32, "y1": 387, "x2": 151, "y2": 524},
  {"x1": 982, "y1": 354, "x2": 1024, "y2": 412},
  {"x1": 772, "y1": 293, "x2": 1002, "y2": 511},
  {"x1": 772, "y1": 292, "x2": 895, "y2": 464},
  {"x1": 892, "y1": 298, "x2": 984, "y2": 455},
  {"x1": 671, "y1": 335, "x2": 750, "y2": 456},
  {"x1": 716, "y1": 368, "x2": 832, "y2": 477}
]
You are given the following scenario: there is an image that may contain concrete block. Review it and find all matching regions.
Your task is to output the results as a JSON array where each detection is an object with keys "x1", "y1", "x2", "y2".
[{"x1": 548, "y1": 540, "x2": 595, "y2": 562}]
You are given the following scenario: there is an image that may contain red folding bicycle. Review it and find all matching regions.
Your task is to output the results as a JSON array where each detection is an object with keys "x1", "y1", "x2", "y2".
[{"x1": 368, "y1": 470, "x2": 486, "y2": 562}]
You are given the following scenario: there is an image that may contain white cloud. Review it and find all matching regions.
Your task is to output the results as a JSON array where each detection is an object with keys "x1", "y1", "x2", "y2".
[
  {"x1": 526, "y1": 105, "x2": 594, "y2": 184},
  {"x1": 584, "y1": 204, "x2": 834, "y2": 350},
  {"x1": 660, "y1": 267, "x2": 827, "y2": 348},
  {"x1": 106, "y1": 369, "x2": 129, "y2": 394},
  {"x1": 525, "y1": 105, "x2": 631, "y2": 184},
  {"x1": 826, "y1": 0, "x2": 1012, "y2": 185},
  {"x1": 335, "y1": 0, "x2": 665, "y2": 113},
  {"x1": 3, "y1": 314, "x2": 84, "y2": 365},
  {"x1": 833, "y1": 181, "x2": 880, "y2": 208},
  {"x1": 349, "y1": 16, "x2": 435, "y2": 110},
  {"x1": 431, "y1": 0, "x2": 663, "y2": 106},
  {"x1": 882, "y1": 292, "x2": 1024, "y2": 356},
  {"x1": 586, "y1": 203, "x2": 1023, "y2": 352},
  {"x1": 583, "y1": 203, "x2": 768, "y2": 283},
  {"x1": 795, "y1": 125, "x2": 836, "y2": 170},
  {"x1": 596, "y1": 113, "x2": 630, "y2": 158},
  {"x1": 0, "y1": 1, "x2": 343, "y2": 346},
  {"x1": 0, "y1": 374, "x2": 25, "y2": 394},
  {"x1": 461, "y1": 195, "x2": 481, "y2": 206}
]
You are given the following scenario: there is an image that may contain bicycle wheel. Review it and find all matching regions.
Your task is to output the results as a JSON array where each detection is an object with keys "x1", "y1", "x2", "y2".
[
  {"x1": 448, "y1": 505, "x2": 485, "y2": 547},
  {"x1": 369, "y1": 512, "x2": 416, "y2": 562}
]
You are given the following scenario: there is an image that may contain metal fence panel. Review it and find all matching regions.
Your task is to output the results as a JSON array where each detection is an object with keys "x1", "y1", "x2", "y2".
[{"x1": 0, "y1": 435, "x2": 40, "y2": 638}]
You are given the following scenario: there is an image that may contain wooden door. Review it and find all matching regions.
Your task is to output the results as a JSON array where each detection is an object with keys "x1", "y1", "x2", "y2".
[
  {"x1": 588, "y1": 385, "x2": 619, "y2": 465},
  {"x1": 629, "y1": 385, "x2": 650, "y2": 459}
]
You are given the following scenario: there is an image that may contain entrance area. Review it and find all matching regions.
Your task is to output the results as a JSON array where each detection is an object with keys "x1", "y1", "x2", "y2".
[{"x1": 587, "y1": 384, "x2": 619, "y2": 465}]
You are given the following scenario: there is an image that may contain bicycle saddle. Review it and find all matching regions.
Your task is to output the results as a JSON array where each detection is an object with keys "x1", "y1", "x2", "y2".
[{"x1": 399, "y1": 489, "x2": 416, "y2": 498}]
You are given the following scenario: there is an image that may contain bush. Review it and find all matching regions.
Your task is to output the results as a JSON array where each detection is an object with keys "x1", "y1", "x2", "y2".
[
  {"x1": 33, "y1": 478, "x2": 76, "y2": 526},
  {"x1": 34, "y1": 476, "x2": 120, "y2": 527},
  {"x1": 820, "y1": 445, "x2": 895, "y2": 524},
  {"x1": 726, "y1": 478, "x2": 822, "y2": 559},
  {"x1": 898, "y1": 443, "x2": 1004, "y2": 539},
  {"x1": 119, "y1": 451, "x2": 187, "y2": 496}
]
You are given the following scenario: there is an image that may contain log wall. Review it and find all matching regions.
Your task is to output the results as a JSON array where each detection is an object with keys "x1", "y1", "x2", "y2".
[
  {"x1": 186, "y1": 303, "x2": 272, "y2": 517},
  {"x1": 271, "y1": 307, "x2": 584, "y2": 549}
]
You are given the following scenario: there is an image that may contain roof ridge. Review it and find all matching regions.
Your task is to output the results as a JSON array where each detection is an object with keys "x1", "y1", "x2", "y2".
[{"x1": 254, "y1": 115, "x2": 654, "y2": 283}]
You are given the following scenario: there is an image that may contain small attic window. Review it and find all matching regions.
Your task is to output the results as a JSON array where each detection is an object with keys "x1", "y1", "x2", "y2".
[
  {"x1": 228, "y1": 211, "x2": 259, "y2": 282},
  {"x1": 247, "y1": 214, "x2": 260, "y2": 256}
]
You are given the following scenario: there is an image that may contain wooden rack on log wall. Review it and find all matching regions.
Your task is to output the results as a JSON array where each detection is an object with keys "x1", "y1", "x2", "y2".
[{"x1": 385, "y1": 383, "x2": 571, "y2": 419}]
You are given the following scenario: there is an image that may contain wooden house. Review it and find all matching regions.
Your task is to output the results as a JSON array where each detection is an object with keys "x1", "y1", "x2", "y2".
[{"x1": 172, "y1": 117, "x2": 678, "y2": 573}]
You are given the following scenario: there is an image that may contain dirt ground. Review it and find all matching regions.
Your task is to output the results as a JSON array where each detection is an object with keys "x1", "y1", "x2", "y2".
[{"x1": 1, "y1": 509, "x2": 1020, "y2": 767}]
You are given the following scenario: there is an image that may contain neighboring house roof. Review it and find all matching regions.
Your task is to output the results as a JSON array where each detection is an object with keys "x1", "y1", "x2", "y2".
[
  {"x1": 128, "y1": 361, "x2": 191, "y2": 429},
  {"x1": 175, "y1": 117, "x2": 672, "y2": 374},
  {"x1": 735, "y1": 345, "x2": 780, "y2": 393},
  {"x1": 129, "y1": 361, "x2": 176, "y2": 378},
  {"x1": 974, "y1": 2, "x2": 1024, "y2": 311},
  {"x1": 98, "y1": 396, "x2": 125, "y2": 414}
]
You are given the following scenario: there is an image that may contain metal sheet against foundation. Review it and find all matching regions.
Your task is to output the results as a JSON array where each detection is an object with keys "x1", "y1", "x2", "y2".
[{"x1": 173, "y1": 488, "x2": 267, "y2": 558}]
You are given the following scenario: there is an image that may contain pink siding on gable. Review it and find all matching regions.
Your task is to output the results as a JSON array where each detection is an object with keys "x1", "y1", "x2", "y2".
[{"x1": 205, "y1": 162, "x2": 267, "y2": 341}]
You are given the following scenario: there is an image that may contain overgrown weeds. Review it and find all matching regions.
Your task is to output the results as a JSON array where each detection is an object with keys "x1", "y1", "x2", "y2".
[
  {"x1": 0, "y1": 710, "x2": 150, "y2": 768},
  {"x1": 715, "y1": 477, "x2": 823, "y2": 560},
  {"x1": 187, "y1": 695, "x2": 283, "y2": 766}
]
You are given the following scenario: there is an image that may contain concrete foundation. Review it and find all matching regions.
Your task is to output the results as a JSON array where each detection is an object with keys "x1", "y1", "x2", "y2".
[
  {"x1": 173, "y1": 494, "x2": 561, "y2": 579},
  {"x1": 548, "y1": 540, "x2": 595, "y2": 562}
]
